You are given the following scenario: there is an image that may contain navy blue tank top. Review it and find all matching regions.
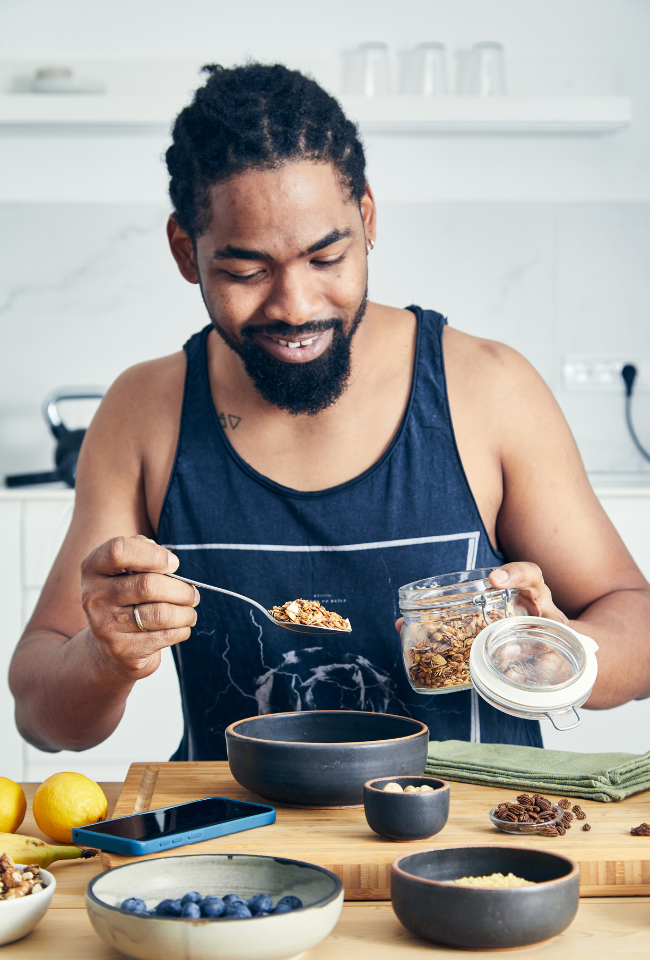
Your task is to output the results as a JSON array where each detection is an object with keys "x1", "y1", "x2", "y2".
[{"x1": 158, "y1": 307, "x2": 542, "y2": 760}]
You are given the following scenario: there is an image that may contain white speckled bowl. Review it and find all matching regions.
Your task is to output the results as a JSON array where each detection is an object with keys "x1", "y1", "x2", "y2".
[
  {"x1": 86, "y1": 853, "x2": 343, "y2": 960},
  {"x1": 0, "y1": 865, "x2": 56, "y2": 946}
]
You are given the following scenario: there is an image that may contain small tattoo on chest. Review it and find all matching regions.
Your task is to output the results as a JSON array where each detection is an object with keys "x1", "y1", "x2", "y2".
[{"x1": 218, "y1": 412, "x2": 241, "y2": 430}]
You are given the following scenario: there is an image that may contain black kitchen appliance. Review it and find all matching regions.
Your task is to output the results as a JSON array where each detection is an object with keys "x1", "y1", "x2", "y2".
[{"x1": 4, "y1": 389, "x2": 104, "y2": 488}]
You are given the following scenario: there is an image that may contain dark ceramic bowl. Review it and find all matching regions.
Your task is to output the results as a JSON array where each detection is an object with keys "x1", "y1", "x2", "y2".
[
  {"x1": 364, "y1": 776, "x2": 450, "y2": 842},
  {"x1": 226, "y1": 711, "x2": 429, "y2": 808},
  {"x1": 391, "y1": 845, "x2": 579, "y2": 950}
]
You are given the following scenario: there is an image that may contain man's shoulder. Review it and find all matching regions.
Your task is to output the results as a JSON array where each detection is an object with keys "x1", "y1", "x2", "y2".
[
  {"x1": 443, "y1": 326, "x2": 545, "y2": 399},
  {"x1": 443, "y1": 325, "x2": 526, "y2": 368},
  {"x1": 76, "y1": 349, "x2": 188, "y2": 529},
  {"x1": 105, "y1": 350, "x2": 187, "y2": 423},
  {"x1": 87, "y1": 349, "x2": 186, "y2": 455},
  {"x1": 113, "y1": 349, "x2": 186, "y2": 393}
]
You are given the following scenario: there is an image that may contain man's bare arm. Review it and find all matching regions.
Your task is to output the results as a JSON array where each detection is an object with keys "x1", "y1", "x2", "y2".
[
  {"x1": 446, "y1": 329, "x2": 650, "y2": 708},
  {"x1": 8, "y1": 356, "x2": 196, "y2": 751}
]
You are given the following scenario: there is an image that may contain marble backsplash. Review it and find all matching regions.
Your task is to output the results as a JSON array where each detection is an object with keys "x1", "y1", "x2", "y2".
[{"x1": 1, "y1": 200, "x2": 649, "y2": 477}]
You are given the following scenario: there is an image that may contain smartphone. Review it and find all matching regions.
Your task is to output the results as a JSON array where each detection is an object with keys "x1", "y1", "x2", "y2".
[{"x1": 71, "y1": 796, "x2": 276, "y2": 856}]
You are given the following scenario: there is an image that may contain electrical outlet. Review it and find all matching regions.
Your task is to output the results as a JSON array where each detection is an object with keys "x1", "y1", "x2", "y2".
[{"x1": 563, "y1": 355, "x2": 650, "y2": 393}]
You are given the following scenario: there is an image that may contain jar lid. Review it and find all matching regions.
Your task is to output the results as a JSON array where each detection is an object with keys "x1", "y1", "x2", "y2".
[
  {"x1": 398, "y1": 568, "x2": 518, "y2": 612},
  {"x1": 469, "y1": 617, "x2": 599, "y2": 718}
]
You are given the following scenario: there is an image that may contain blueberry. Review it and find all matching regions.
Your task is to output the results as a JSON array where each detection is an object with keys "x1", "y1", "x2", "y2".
[
  {"x1": 223, "y1": 902, "x2": 253, "y2": 919},
  {"x1": 248, "y1": 893, "x2": 273, "y2": 916},
  {"x1": 223, "y1": 893, "x2": 244, "y2": 904},
  {"x1": 180, "y1": 891, "x2": 202, "y2": 906},
  {"x1": 121, "y1": 897, "x2": 147, "y2": 914},
  {"x1": 147, "y1": 908, "x2": 157, "y2": 916},
  {"x1": 181, "y1": 901, "x2": 201, "y2": 918},
  {"x1": 271, "y1": 902, "x2": 292, "y2": 914},
  {"x1": 200, "y1": 896, "x2": 225, "y2": 918},
  {"x1": 155, "y1": 898, "x2": 183, "y2": 917},
  {"x1": 277, "y1": 895, "x2": 303, "y2": 911}
]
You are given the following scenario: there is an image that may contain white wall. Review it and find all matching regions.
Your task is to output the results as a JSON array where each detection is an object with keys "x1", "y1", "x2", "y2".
[
  {"x1": 2, "y1": 200, "x2": 649, "y2": 476},
  {"x1": 1, "y1": 0, "x2": 649, "y2": 476}
]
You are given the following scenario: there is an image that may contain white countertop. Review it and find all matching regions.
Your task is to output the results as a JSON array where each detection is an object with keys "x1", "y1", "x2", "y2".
[
  {"x1": 2, "y1": 473, "x2": 650, "y2": 500},
  {"x1": 588, "y1": 472, "x2": 650, "y2": 496},
  {"x1": 0, "y1": 483, "x2": 74, "y2": 500}
]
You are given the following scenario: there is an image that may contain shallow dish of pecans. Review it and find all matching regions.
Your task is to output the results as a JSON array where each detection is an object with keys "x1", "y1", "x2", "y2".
[{"x1": 489, "y1": 794, "x2": 564, "y2": 836}]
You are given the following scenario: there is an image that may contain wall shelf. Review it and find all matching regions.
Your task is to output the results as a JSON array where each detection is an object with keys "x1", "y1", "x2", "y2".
[
  {"x1": 344, "y1": 96, "x2": 631, "y2": 134},
  {"x1": 0, "y1": 94, "x2": 631, "y2": 134}
]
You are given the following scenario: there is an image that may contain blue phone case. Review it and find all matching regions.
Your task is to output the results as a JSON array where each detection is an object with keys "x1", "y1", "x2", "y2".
[{"x1": 71, "y1": 796, "x2": 276, "y2": 856}]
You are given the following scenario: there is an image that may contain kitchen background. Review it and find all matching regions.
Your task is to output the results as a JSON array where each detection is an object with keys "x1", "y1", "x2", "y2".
[{"x1": 1, "y1": 0, "x2": 649, "y2": 782}]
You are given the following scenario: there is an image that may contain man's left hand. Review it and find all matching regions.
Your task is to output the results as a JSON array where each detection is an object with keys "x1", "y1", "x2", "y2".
[
  {"x1": 394, "y1": 561, "x2": 568, "y2": 633},
  {"x1": 488, "y1": 562, "x2": 568, "y2": 624}
]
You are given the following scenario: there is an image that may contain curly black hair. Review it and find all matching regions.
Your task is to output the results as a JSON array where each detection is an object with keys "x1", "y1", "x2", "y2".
[{"x1": 166, "y1": 62, "x2": 367, "y2": 240}]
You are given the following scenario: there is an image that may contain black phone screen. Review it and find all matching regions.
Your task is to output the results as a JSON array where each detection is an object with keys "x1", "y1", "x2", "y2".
[{"x1": 78, "y1": 798, "x2": 270, "y2": 842}]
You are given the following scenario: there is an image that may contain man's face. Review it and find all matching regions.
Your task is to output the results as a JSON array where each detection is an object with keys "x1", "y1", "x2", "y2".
[{"x1": 190, "y1": 160, "x2": 371, "y2": 415}]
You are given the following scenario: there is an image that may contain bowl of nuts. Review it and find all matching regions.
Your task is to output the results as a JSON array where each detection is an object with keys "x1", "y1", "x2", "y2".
[
  {"x1": 86, "y1": 852, "x2": 343, "y2": 960},
  {"x1": 489, "y1": 794, "x2": 564, "y2": 836},
  {"x1": 364, "y1": 776, "x2": 450, "y2": 842},
  {"x1": 391, "y1": 845, "x2": 579, "y2": 950},
  {"x1": 0, "y1": 856, "x2": 55, "y2": 946}
]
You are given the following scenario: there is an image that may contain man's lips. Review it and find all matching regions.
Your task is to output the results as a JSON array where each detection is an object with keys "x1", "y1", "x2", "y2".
[{"x1": 254, "y1": 328, "x2": 334, "y2": 363}]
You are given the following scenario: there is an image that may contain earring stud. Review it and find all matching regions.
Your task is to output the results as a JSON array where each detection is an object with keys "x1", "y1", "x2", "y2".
[{"x1": 366, "y1": 238, "x2": 375, "y2": 253}]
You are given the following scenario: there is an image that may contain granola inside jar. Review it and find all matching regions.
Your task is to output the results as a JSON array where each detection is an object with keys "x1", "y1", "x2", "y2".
[{"x1": 399, "y1": 569, "x2": 529, "y2": 695}]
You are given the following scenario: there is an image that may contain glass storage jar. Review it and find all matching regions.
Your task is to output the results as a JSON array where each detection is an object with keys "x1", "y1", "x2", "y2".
[
  {"x1": 469, "y1": 616, "x2": 599, "y2": 730},
  {"x1": 399, "y1": 568, "x2": 529, "y2": 695}
]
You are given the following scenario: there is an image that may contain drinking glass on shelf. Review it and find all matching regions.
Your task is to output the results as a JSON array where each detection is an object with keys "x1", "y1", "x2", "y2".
[
  {"x1": 342, "y1": 43, "x2": 391, "y2": 97},
  {"x1": 399, "y1": 43, "x2": 449, "y2": 96},
  {"x1": 464, "y1": 42, "x2": 506, "y2": 97}
]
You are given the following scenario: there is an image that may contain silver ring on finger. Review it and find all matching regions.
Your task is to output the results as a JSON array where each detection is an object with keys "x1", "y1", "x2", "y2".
[{"x1": 133, "y1": 604, "x2": 147, "y2": 632}]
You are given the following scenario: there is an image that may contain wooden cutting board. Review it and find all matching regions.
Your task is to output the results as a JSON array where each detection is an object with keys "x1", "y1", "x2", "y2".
[{"x1": 102, "y1": 762, "x2": 650, "y2": 899}]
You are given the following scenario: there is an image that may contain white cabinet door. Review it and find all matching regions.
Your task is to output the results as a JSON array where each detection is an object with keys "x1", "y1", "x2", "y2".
[
  {"x1": 597, "y1": 495, "x2": 650, "y2": 581},
  {"x1": 23, "y1": 647, "x2": 183, "y2": 783},
  {"x1": 12, "y1": 494, "x2": 184, "y2": 783},
  {"x1": 22, "y1": 498, "x2": 75, "y2": 591},
  {"x1": 543, "y1": 492, "x2": 650, "y2": 754},
  {"x1": 0, "y1": 502, "x2": 24, "y2": 782}
]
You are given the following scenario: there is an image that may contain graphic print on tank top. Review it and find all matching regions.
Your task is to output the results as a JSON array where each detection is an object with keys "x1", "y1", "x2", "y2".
[{"x1": 157, "y1": 307, "x2": 543, "y2": 760}]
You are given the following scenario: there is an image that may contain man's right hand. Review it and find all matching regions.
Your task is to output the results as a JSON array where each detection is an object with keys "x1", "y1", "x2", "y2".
[{"x1": 81, "y1": 535, "x2": 199, "y2": 682}]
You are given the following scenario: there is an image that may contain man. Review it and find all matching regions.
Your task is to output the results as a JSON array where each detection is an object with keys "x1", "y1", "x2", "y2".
[{"x1": 10, "y1": 63, "x2": 650, "y2": 761}]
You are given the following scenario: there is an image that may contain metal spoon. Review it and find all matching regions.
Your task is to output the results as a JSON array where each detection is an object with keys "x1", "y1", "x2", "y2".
[{"x1": 167, "y1": 573, "x2": 352, "y2": 636}]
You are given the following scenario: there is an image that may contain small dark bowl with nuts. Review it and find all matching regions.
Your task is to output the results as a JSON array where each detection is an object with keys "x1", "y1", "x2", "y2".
[
  {"x1": 364, "y1": 776, "x2": 450, "y2": 842},
  {"x1": 489, "y1": 794, "x2": 565, "y2": 836}
]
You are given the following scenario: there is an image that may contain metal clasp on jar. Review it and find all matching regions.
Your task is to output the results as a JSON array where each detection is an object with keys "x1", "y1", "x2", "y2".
[{"x1": 473, "y1": 588, "x2": 512, "y2": 628}]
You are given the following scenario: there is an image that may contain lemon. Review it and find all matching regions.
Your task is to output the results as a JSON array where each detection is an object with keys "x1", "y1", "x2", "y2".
[
  {"x1": 0, "y1": 778, "x2": 27, "y2": 833},
  {"x1": 33, "y1": 772, "x2": 107, "y2": 844}
]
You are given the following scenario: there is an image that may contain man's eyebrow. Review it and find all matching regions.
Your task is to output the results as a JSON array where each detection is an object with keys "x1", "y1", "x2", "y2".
[
  {"x1": 212, "y1": 245, "x2": 267, "y2": 261},
  {"x1": 212, "y1": 229, "x2": 353, "y2": 262},
  {"x1": 306, "y1": 228, "x2": 352, "y2": 254}
]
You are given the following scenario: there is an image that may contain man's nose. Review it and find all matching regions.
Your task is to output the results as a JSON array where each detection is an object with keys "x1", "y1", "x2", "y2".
[{"x1": 262, "y1": 266, "x2": 324, "y2": 326}]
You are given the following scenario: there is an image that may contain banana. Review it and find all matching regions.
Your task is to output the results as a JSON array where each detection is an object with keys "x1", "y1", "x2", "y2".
[{"x1": 0, "y1": 832, "x2": 97, "y2": 868}]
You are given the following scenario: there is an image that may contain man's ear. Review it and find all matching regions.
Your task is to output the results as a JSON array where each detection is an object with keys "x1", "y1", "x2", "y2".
[
  {"x1": 167, "y1": 216, "x2": 200, "y2": 284},
  {"x1": 359, "y1": 182, "x2": 376, "y2": 249}
]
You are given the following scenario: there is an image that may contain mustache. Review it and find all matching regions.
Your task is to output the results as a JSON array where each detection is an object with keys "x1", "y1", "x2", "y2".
[{"x1": 241, "y1": 318, "x2": 341, "y2": 340}]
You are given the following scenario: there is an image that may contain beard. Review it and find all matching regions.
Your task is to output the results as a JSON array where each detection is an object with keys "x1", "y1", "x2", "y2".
[{"x1": 210, "y1": 292, "x2": 367, "y2": 416}]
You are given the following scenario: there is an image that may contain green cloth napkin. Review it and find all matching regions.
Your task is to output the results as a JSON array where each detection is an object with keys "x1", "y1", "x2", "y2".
[{"x1": 426, "y1": 740, "x2": 650, "y2": 802}]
